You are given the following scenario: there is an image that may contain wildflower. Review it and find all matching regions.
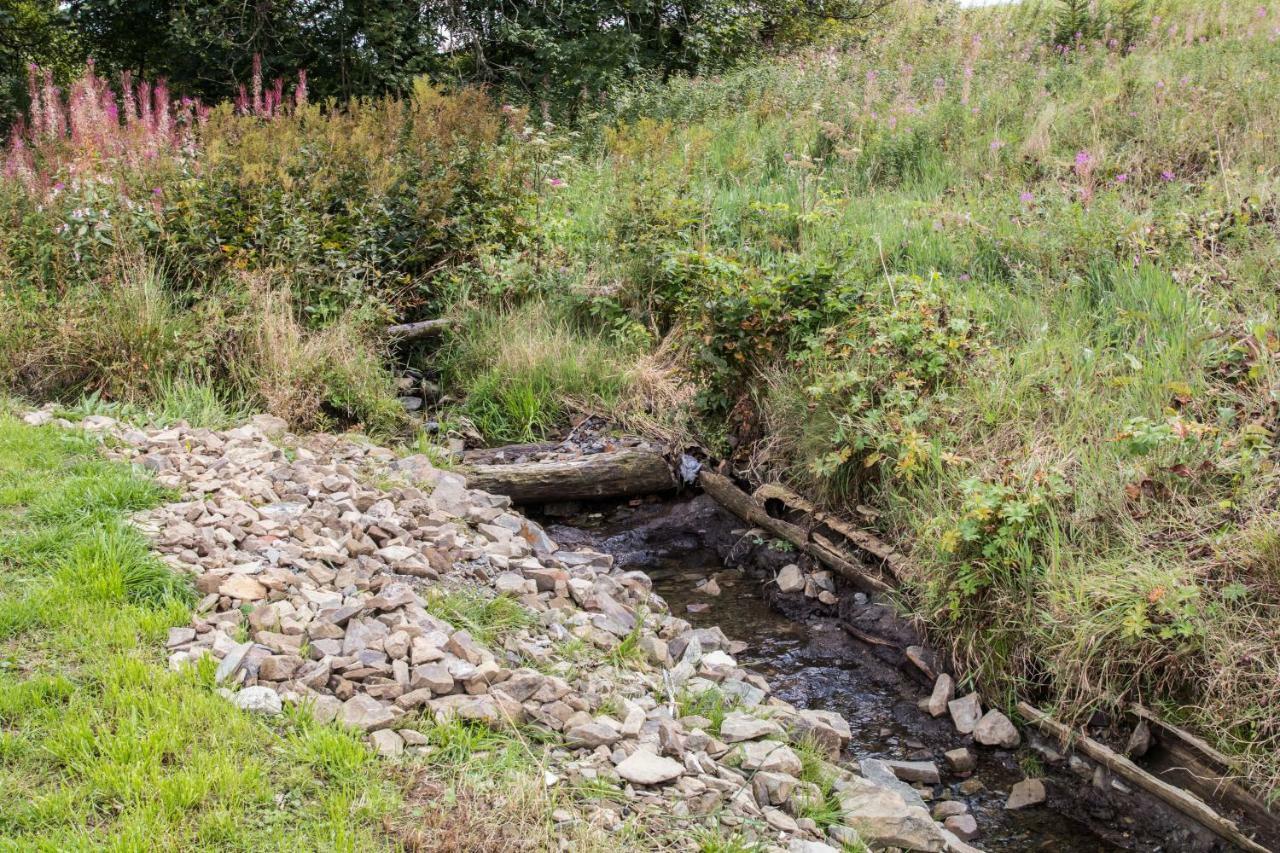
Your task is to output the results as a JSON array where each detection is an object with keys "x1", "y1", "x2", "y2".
[
  {"x1": 1115, "y1": 173, "x2": 1128, "y2": 184},
  {"x1": 152, "y1": 187, "x2": 163, "y2": 196},
  {"x1": 545, "y1": 177, "x2": 566, "y2": 188},
  {"x1": 989, "y1": 139, "x2": 1006, "y2": 152},
  {"x1": 1074, "y1": 150, "x2": 1093, "y2": 170},
  {"x1": 1160, "y1": 170, "x2": 1175, "y2": 181},
  {"x1": 1019, "y1": 191, "x2": 1034, "y2": 203}
]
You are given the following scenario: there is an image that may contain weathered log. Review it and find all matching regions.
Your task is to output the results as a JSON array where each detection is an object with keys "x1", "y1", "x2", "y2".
[
  {"x1": 753, "y1": 482, "x2": 905, "y2": 580},
  {"x1": 1017, "y1": 702, "x2": 1271, "y2": 853},
  {"x1": 698, "y1": 471, "x2": 893, "y2": 595},
  {"x1": 463, "y1": 447, "x2": 676, "y2": 503},
  {"x1": 386, "y1": 318, "x2": 453, "y2": 341}
]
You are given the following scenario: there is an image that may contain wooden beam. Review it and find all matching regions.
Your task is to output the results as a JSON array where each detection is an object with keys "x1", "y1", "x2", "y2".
[
  {"x1": 1017, "y1": 702, "x2": 1271, "y2": 853},
  {"x1": 386, "y1": 318, "x2": 453, "y2": 341},
  {"x1": 464, "y1": 447, "x2": 676, "y2": 503}
]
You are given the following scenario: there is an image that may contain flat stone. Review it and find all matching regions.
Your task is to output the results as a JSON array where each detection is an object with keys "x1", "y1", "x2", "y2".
[
  {"x1": 1005, "y1": 778, "x2": 1045, "y2": 810},
  {"x1": 615, "y1": 749, "x2": 684, "y2": 785},
  {"x1": 219, "y1": 574, "x2": 267, "y2": 601},
  {"x1": 933, "y1": 800, "x2": 967, "y2": 819},
  {"x1": 838, "y1": 787, "x2": 946, "y2": 852},
  {"x1": 339, "y1": 694, "x2": 396, "y2": 731},
  {"x1": 215, "y1": 641, "x2": 254, "y2": 684},
  {"x1": 737, "y1": 740, "x2": 803, "y2": 776},
  {"x1": 973, "y1": 710, "x2": 1020, "y2": 748},
  {"x1": 232, "y1": 686, "x2": 282, "y2": 715},
  {"x1": 884, "y1": 759, "x2": 941, "y2": 785},
  {"x1": 948, "y1": 692, "x2": 982, "y2": 735},
  {"x1": 794, "y1": 708, "x2": 851, "y2": 756},
  {"x1": 720, "y1": 711, "x2": 783, "y2": 743},
  {"x1": 565, "y1": 720, "x2": 621, "y2": 749},
  {"x1": 1126, "y1": 719, "x2": 1152, "y2": 757}
]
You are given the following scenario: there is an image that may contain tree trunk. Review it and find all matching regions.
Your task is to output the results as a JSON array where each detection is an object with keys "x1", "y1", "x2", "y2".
[{"x1": 463, "y1": 447, "x2": 676, "y2": 503}]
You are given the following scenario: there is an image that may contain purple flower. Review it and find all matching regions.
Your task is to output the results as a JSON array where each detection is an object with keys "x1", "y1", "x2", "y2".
[
  {"x1": 53, "y1": 181, "x2": 65, "y2": 191},
  {"x1": 545, "y1": 177, "x2": 566, "y2": 188},
  {"x1": 1019, "y1": 191, "x2": 1034, "y2": 203},
  {"x1": 1075, "y1": 150, "x2": 1093, "y2": 168},
  {"x1": 1160, "y1": 170, "x2": 1175, "y2": 181},
  {"x1": 152, "y1": 187, "x2": 163, "y2": 196},
  {"x1": 1115, "y1": 173, "x2": 1128, "y2": 184},
  {"x1": 990, "y1": 139, "x2": 1006, "y2": 151}
]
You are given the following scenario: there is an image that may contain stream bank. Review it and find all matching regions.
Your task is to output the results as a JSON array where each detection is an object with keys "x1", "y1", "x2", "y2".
[{"x1": 542, "y1": 494, "x2": 1241, "y2": 852}]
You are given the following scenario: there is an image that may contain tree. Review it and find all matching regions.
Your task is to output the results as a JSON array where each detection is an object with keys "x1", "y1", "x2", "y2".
[{"x1": 0, "y1": 0, "x2": 81, "y2": 128}]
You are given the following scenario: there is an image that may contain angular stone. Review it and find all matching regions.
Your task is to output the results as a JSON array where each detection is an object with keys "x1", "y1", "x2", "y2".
[
  {"x1": 370, "y1": 729, "x2": 404, "y2": 757},
  {"x1": 233, "y1": 685, "x2": 282, "y2": 715},
  {"x1": 615, "y1": 749, "x2": 684, "y2": 786},
  {"x1": 948, "y1": 692, "x2": 982, "y2": 735},
  {"x1": 838, "y1": 787, "x2": 946, "y2": 852},
  {"x1": 945, "y1": 813, "x2": 979, "y2": 840},
  {"x1": 215, "y1": 641, "x2": 254, "y2": 684},
  {"x1": 1005, "y1": 778, "x2": 1045, "y2": 810},
  {"x1": 973, "y1": 710, "x2": 1020, "y2": 748},
  {"x1": 565, "y1": 720, "x2": 621, "y2": 749},
  {"x1": 884, "y1": 759, "x2": 941, "y2": 785},
  {"x1": 793, "y1": 708, "x2": 851, "y2": 757},
  {"x1": 339, "y1": 694, "x2": 396, "y2": 731},
  {"x1": 737, "y1": 740, "x2": 803, "y2": 776},
  {"x1": 752, "y1": 771, "x2": 798, "y2": 806},
  {"x1": 720, "y1": 711, "x2": 783, "y2": 743},
  {"x1": 219, "y1": 574, "x2": 267, "y2": 601},
  {"x1": 776, "y1": 564, "x2": 804, "y2": 593},
  {"x1": 944, "y1": 747, "x2": 976, "y2": 773},
  {"x1": 927, "y1": 674, "x2": 954, "y2": 717}
]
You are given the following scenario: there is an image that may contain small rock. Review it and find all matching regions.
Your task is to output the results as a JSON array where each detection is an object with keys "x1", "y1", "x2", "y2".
[
  {"x1": 1005, "y1": 778, "x2": 1046, "y2": 810},
  {"x1": 720, "y1": 711, "x2": 782, "y2": 743},
  {"x1": 738, "y1": 740, "x2": 803, "y2": 776},
  {"x1": 776, "y1": 564, "x2": 804, "y2": 593},
  {"x1": 1125, "y1": 719, "x2": 1152, "y2": 758},
  {"x1": 948, "y1": 692, "x2": 982, "y2": 735},
  {"x1": 232, "y1": 686, "x2": 282, "y2": 715},
  {"x1": 219, "y1": 574, "x2": 267, "y2": 601},
  {"x1": 933, "y1": 800, "x2": 967, "y2": 819},
  {"x1": 944, "y1": 747, "x2": 975, "y2": 773},
  {"x1": 615, "y1": 750, "x2": 684, "y2": 786},
  {"x1": 957, "y1": 778, "x2": 985, "y2": 795},
  {"x1": 340, "y1": 694, "x2": 396, "y2": 731},
  {"x1": 370, "y1": 729, "x2": 404, "y2": 757},
  {"x1": 945, "y1": 813, "x2": 979, "y2": 840},
  {"x1": 884, "y1": 759, "x2": 941, "y2": 785},
  {"x1": 973, "y1": 710, "x2": 1020, "y2": 748},
  {"x1": 927, "y1": 673, "x2": 954, "y2": 717}
]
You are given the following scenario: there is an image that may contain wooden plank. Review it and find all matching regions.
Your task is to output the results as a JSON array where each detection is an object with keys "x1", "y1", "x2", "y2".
[
  {"x1": 386, "y1": 318, "x2": 453, "y2": 340},
  {"x1": 1017, "y1": 702, "x2": 1271, "y2": 853}
]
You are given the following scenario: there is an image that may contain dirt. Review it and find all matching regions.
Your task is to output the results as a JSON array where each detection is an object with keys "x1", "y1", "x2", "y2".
[{"x1": 541, "y1": 494, "x2": 1239, "y2": 853}]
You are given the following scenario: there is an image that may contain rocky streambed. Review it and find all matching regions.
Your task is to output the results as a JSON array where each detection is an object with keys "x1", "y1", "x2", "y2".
[{"x1": 19, "y1": 408, "x2": 1255, "y2": 852}]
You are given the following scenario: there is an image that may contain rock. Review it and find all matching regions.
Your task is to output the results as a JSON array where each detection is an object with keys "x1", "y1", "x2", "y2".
[
  {"x1": 339, "y1": 694, "x2": 396, "y2": 731},
  {"x1": 948, "y1": 693, "x2": 982, "y2": 735},
  {"x1": 215, "y1": 641, "x2": 254, "y2": 684},
  {"x1": 839, "y1": 787, "x2": 946, "y2": 852},
  {"x1": 565, "y1": 720, "x2": 621, "y2": 749},
  {"x1": 927, "y1": 674, "x2": 954, "y2": 717},
  {"x1": 737, "y1": 740, "x2": 803, "y2": 776},
  {"x1": 789, "y1": 842, "x2": 840, "y2": 853},
  {"x1": 615, "y1": 749, "x2": 684, "y2": 785},
  {"x1": 1126, "y1": 719, "x2": 1153, "y2": 757},
  {"x1": 370, "y1": 729, "x2": 404, "y2": 757},
  {"x1": 219, "y1": 574, "x2": 267, "y2": 601},
  {"x1": 884, "y1": 760, "x2": 941, "y2": 785},
  {"x1": 1005, "y1": 778, "x2": 1046, "y2": 810},
  {"x1": 944, "y1": 813, "x2": 979, "y2": 840},
  {"x1": 932, "y1": 801, "x2": 967, "y2": 819},
  {"x1": 793, "y1": 708, "x2": 851, "y2": 756},
  {"x1": 944, "y1": 747, "x2": 975, "y2": 773},
  {"x1": 776, "y1": 564, "x2": 805, "y2": 593},
  {"x1": 752, "y1": 771, "x2": 798, "y2": 806},
  {"x1": 720, "y1": 711, "x2": 783, "y2": 743},
  {"x1": 973, "y1": 710, "x2": 1020, "y2": 748},
  {"x1": 233, "y1": 686, "x2": 283, "y2": 715},
  {"x1": 957, "y1": 778, "x2": 985, "y2": 796}
]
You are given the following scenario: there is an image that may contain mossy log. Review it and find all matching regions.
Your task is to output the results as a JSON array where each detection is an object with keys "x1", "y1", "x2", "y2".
[{"x1": 463, "y1": 448, "x2": 677, "y2": 503}]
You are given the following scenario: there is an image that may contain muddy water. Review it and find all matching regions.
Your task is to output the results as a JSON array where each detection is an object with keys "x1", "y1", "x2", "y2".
[{"x1": 544, "y1": 497, "x2": 1224, "y2": 852}]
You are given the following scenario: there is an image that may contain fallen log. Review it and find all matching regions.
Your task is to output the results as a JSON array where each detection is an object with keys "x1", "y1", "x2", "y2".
[
  {"x1": 753, "y1": 482, "x2": 906, "y2": 580},
  {"x1": 464, "y1": 447, "x2": 677, "y2": 503},
  {"x1": 698, "y1": 471, "x2": 893, "y2": 595},
  {"x1": 1017, "y1": 701, "x2": 1271, "y2": 853},
  {"x1": 386, "y1": 318, "x2": 453, "y2": 341}
]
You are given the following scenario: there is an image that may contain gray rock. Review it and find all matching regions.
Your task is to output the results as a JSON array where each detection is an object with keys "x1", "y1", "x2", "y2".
[
  {"x1": 615, "y1": 749, "x2": 684, "y2": 785},
  {"x1": 948, "y1": 693, "x2": 982, "y2": 735},
  {"x1": 719, "y1": 711, "x2": 783, "y2": 743},
  {"x1": 944, "y1": 747, "x2": 975, "y2": 773},
  {"x1": 838, "y1": 785, "x2": 946, "y2": 852},
  {"x1": 793, "y1": 708, "x2": 852, "y2": 756},
  {"x1": 1126, "y1": 719, "x2": 1152, "y2": 757},
  {"x1": 566, "y1": 720, "x2": 621, "y2": 749},
  {"x1": 973, "y1": 710, "x2": 1020, "y2": 748},
  {"x1": 233, "y1": 685, "x2": 283, "y2": 715},
  {"x1": 884, "y1": 759, "x2": 941, "y2": 785},
  {"x1": 776, "y1": 564, "x2": 804, "y2": 593},
  {"x1": 370, "y1": 729, "x2": 404, "y2": 757},
  {"x1": 1005, "y1": 778, "x2": 1046, "y2": 810},
  {"x1": 737, "y1": 740, "x2": 803, "y2": 776},
  {"x1": 927, "y1": 673, "x2": 954, "y2": 717},
  {"x1": 339, "y1": 694, "x2": 396, "y2": 731},
  {"x1": 215, "y1": 641, "x2": 254, "y2": 684},
  {"x1": 944, "y1": 813, "x2": 979, "y2": 840}
]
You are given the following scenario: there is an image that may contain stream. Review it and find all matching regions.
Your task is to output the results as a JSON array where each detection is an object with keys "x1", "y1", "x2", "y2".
[{"x1": 540, "y1": 495, "x2": 1236, "y2": 853}]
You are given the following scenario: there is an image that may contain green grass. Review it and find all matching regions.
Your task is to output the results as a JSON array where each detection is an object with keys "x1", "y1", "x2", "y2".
[
  {"x1": 0, "y1": 416, "x2": 399, "y2": 849},
  {"x1": 423, "y1": 587, "x2": 536, "y2": 647},
  {"x1": 675, "y1": 687, "x2": 735, "y2": 735}
]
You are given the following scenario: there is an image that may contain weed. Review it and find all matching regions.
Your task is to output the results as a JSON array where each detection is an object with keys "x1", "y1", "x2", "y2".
[{"x1": 424, "y1": 587, "x2": 535, "y2": 647}]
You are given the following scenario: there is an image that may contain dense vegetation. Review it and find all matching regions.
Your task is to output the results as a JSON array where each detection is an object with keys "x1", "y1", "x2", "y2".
[{"x1": 4, "y1": 0, "x2": 1280, "y2": 813}]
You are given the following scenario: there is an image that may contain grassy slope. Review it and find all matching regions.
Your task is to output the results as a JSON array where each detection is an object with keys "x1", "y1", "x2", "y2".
[
  {"x1": 0, "y1": 414, "x2": 399, "y2": 850},
  {"x1": 492, "y1": 0, "x2": 1280, "y2": 790}
]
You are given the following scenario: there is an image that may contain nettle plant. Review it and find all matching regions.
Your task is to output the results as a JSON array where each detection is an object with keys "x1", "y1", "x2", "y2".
[{"x1": 805, "y1": 272, "x2": 983, "y2": 487}]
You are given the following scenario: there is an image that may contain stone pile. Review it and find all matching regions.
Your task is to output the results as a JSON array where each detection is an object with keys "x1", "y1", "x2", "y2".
[
  {"x1": 27, "y1": 408, "x2": 982, "y2": 852},
  {"x1": 774, "y1": 564, "x2": 839, "y2": 607}
]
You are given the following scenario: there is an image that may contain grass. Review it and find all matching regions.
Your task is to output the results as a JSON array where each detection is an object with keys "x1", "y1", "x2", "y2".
[
  {"x1": 0, "y1": 415, "x2": 400, "y2": 849},
  {"x1": 675, "y1": 687, "x2": 735, "y2": 735},
  {"x1": 423, "y1": 587, "x2": 536, "y2": 647}
]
